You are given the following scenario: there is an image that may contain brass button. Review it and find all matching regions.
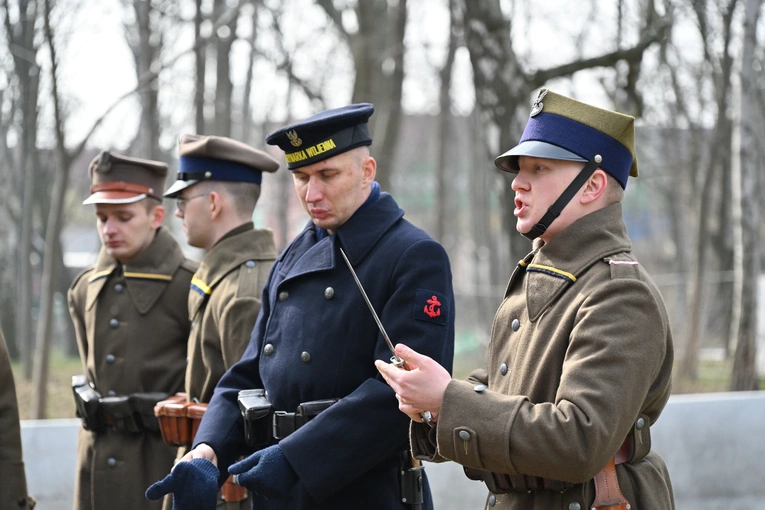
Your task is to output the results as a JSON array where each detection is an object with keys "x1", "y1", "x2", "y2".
[
  {"x1": 324, "y1": 287, "x2": 335, "y2": 299},
  {"x1": 300, "y1": 351, "x2": 311, "y2": 363},
  {"x1": 245, "y1": 260, "x2": 256, "y2": 268},
  {"x1": 107, "y1": 457, "x2": 117, "y2": 468},
  {"x1": 263, "y1": 344, "x2": 275, "y2": 356},
  {"x1": 474, "y1": 384, "x2": 487, "y2": 393},
  {"x1": 488, "y1": 494, "x2": 497, "y2": 506},
  {"x1": 511, "y1": 319, "x2": 520, "y2": 331},
  {"x1": 278, "y1": 291, "x2": 289, "y2": 301},
  {"x1": 114, "y1": 283, "x2": 124, "y2": 293},
  {"x1": 458, "y1": 430, "x2": 471, "y2": 441},
  {"x1": 109, "y1": 318, "x2": 119, "y2": 329},
  {"x1": 106, "y1": 354, "x2": 116, "y2": 365}
]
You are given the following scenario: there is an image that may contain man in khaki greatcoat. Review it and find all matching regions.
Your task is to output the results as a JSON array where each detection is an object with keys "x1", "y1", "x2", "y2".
[
  {"x1": 377, "y1": 89, "x2": 675, "y2": 510},
  {"x1": 161, "y1": 134, "x2": 279, "y2": 509},
  {"x1": 68, "y1": 151, "x2": 197, "y2": 510},
  {"x1": 0, "y1": 328, "x2": 35, "y2": 509}
]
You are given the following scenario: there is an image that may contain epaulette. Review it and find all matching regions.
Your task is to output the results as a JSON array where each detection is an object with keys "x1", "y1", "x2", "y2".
[{"x1": 604, "y1": 253, "x2": 641, "y2": 280}]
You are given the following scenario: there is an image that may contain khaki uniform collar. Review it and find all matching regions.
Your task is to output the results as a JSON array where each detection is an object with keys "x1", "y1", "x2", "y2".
[
  {"x1": 189, "y1": 226, "x2": 276, "y2": 318},
  {"x1": 86, "y1": 227, "x2": 185, "y2": 313},
  {"x1": 523, "y1": 203, "x2": 632, "y2": 321}
]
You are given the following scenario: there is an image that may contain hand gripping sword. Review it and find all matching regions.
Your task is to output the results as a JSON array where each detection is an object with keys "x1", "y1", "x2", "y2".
[{"x1": 339, "y1": 247, "x2": 433, "y2": 425}]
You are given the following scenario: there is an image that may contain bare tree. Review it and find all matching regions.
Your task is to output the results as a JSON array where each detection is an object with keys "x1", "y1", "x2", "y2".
[
  {"x1": 729, "y1": 0, "x2": 763, "y2": 390},
  {"x1": 315, "y1": 0, "x2": 407, "y2": 192},
  {"x1": 459, "y1": 0, "x2": 670, "y2": 265},
  {"x1": 3, "y1": 0, "x2": 41, "y2": 379}
]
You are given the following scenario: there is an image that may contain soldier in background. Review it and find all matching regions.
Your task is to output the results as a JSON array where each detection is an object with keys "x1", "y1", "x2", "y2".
[
  {"x1": 68, "y1": 151, "x2": 197, "y2": 510},
  {"x1": 161, "y1": 134, "x2": 280, "y2": 509},
  {"x1": 0, "y1": 328, "x2": 35, "y2": 509},
  {"x1": 147, "y1": 103, "x2": 455, "y2": 509},
  {"x1": 377, "y1": 89, "x2": 675, "y2": 510}
]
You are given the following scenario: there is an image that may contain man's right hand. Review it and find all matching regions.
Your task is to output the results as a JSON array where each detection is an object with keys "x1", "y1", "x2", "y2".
[{"x1": 145, "y1": 457, "x2": 219, "y2": 510}]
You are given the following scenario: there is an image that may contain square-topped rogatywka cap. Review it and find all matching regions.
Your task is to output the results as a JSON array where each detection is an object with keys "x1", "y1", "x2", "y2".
[{"x1": 494, "y1": 89, "x2": 638, "y2": 189}]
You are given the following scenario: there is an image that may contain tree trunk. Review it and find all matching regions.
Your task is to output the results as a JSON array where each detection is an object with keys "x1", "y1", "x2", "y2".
[
  {"x1": 195, "y1": 0, "x2": 207, "y2": 134},
  {"x1": 730, "y1": 0, "x2": 762, "y2": 391},
  {"x1": 434, "y1": 0, "x2": 458, "y2": 244},
  {"x1": 130, "y1": 0, "x2": 162, "y2": 160},
  {"x1": 213, "y1": 0, "x2": 237, "y2": 137},
  {"x1": 33, "y1": 0, "x2": 73, "y2": 418}
]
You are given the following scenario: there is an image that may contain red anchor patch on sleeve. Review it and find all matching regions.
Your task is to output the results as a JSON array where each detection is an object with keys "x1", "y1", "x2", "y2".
[{"x1": 414, "y1": 289, "x2": 448, "y2": 325}]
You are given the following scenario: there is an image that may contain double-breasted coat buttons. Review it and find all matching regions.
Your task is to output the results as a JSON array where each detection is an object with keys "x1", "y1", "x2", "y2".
[
  {"x1": 109, "y1": 318, "x2": 119, "y2": 329},
  {"x1": 107, "y1": 457, "x2": 117, "y2": 468},
  {"x1": 105, "y1": 354, "x2": 116, "y2": 365}
]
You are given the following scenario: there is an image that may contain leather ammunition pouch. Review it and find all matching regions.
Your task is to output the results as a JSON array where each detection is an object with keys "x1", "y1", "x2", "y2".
[
  {"x1": 154, "y1": 393, "x2": 192, "y2": 447},
  {"x1": 222, "y1": 472, "x2": 248, "y2": 503},
  {"x1": 272, "y1": 398, "x2": 338, "y2": 441},
  {"x1": 72, "y1": 375, "x2": 106, "y2": 433},
  {"x1": 238, "y1": 389, "x2": 274, "y2": 449},
  {"x1": 399, "y1": 451, "x2": 425, "y2": 508},
  {"x1": 72, "y1": 375, "x2": 168, "y2": 435}
]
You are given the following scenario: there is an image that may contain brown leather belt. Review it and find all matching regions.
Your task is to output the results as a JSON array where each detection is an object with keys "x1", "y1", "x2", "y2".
[{"x1": 463, "y1": 437, "x2": 635, "y2": 494}]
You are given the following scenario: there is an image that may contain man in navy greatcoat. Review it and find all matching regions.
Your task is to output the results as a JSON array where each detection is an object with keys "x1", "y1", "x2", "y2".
[{"x1": 147, "y1": 103, "x2": 455, "y2": 509}]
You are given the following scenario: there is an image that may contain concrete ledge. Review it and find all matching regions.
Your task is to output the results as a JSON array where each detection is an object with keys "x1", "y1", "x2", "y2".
[{"x1": 22, "y1": 392, "x2": 765, "y2": 510}]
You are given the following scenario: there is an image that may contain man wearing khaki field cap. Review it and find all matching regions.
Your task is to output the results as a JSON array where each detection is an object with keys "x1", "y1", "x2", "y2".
[
  {"x1": 377, "y1": 89, "x2": 675, "y2": 510},
  {"x1": 68, "y1": 150, "x2": 197, "y2": 510},
  {"x1": 158, "y1": 134, "x2": 279, "y2": 509}
]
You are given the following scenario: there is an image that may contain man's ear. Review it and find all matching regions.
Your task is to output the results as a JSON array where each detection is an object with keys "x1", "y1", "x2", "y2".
[
  {"x1": 150, "y1": 203, "x2": 166, "y2": 229},
  {"x1": 209, "y1": 191, "x2": 223, "y2": 220},
  {"x1": 361, "y1": 156, "x2": 377, "y2": 186},
  {"x1": 581, "y1": 169, "x2": 608, "y2": 204}
]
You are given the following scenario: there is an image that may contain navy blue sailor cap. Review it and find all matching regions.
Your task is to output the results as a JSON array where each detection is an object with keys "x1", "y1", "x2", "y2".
[
  {"x1": 266, "y1": 103, "x2": 374, "y2": 170},
  {"x1": 165, "y1": 134, "x2": 279, "y2": 198}
]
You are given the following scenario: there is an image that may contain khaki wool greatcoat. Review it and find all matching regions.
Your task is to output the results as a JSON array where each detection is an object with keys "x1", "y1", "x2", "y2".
[
  {"x1": 412, "y1": 203, "x2": 675, "y2": 510},
  {"x1": 185, "y1": 223, "x2": 276, "y2": 404},
  {"x1": 68, "y1": 227, "x2": 197, "y2": 510},
  {"x1": 0, "y1": 329, "x2": 34, "y2": 509},
  {"x1": 164, "y1": 224, "x2": 276, "y2": 510}
]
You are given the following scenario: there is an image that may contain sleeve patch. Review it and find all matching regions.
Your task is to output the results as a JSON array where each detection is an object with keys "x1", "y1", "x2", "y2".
[{"x1": 413, "y1": 289, "x2": 448, "y2": 325}]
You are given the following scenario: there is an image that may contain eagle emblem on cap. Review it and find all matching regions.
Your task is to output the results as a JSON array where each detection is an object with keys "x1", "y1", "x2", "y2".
[
  {"x1": 530, "y1": 88, "x2": 548, "y2": 117},
  {"x1": 286, "y1": 130, "x2": 302, "y2": 147}
]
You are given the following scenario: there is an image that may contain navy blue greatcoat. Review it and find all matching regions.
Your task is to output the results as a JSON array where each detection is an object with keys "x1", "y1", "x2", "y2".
[{"x1": 194, "y1": 192, "x2": 455, "y2": 509}]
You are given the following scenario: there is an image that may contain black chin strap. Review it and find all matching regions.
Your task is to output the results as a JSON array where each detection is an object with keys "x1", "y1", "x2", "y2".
[{"x1": 521, "y1": 155, "x2": 602, "y2": 241}]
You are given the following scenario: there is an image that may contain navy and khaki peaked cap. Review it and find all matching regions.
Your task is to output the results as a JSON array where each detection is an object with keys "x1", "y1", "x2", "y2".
[
  {"x1": 495, "y1": 89, "x2": 638, "y2": 189},
  {"x1": 164, "y1": 134, "x2": 280, "y2": 198},
  {"x1": 266, "y1": 103, "x2": 374, "y2": 170},
  {"x1": 83, "y1": 151, "x2": 168, "y2": 205}
]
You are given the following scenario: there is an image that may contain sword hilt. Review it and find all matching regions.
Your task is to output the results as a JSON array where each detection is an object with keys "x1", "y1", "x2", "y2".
[{"x1": 391, "y1": 356, "x2": 433, "y2": 425}]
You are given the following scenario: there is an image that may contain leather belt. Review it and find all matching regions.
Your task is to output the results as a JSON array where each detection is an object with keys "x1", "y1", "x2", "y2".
[
  {"x1": 272, "y1": 399, "x2": 338, "y2": 441},
  {"x1": 464, "y1": 436, "x2": 634, "y2": 494}
]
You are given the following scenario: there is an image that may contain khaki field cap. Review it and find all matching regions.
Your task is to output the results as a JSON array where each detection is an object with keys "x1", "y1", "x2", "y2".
[
  {"x1": 164, "y1": 134, "x2": 280, "y2": 198},
  {"x1": 494, "y1": 88, "x2": 638, "y2": 189},
  {"x1": 83, "y1": 150, "x2": 168, "y2": 205}
]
